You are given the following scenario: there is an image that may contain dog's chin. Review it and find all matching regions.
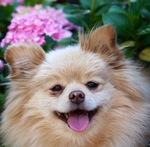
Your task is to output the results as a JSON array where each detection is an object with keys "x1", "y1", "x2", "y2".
[{"x1": 54, "y1": 108, "x2": 98, "y2": 132}]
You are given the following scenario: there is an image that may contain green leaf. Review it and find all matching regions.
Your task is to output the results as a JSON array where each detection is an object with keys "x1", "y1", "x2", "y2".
[
  {"x1": 0, "y1": 47, "x2": 5, "y2": 59},
  {"x1": 123, "y1": 47, "x2": 136, "y2": 58},
  {"x1": 0, "y1": 93, "x2": 5, "y2": 109},
  {"x1": 141, "y1": 8, "x2": 150, "y2": 19},
  {"x1": 24, "y1": 0, "x2": 45, "y2": 6},
  {"x1": 57, "y1": 37, "x2": 78, "y2": 46},
  {"x1": 139, "y1": 47, "x2": 150, "y2": 62},
  {"x1": 0, "y1": 5, "x2": 14, "y2": 19},
  {"x1": 139, "y1": 34, "x2": 150, "y2": 48},
  {"x1": 67, "y1": 13, "x2": 87, "y2": 26},
  {"x1": 128, "y1": 0, "x2": 150, "y2": 15},
  {"x1": 108, "y1": 5, "x2": 126, "y2": 13},
  {"x1": 137, "y1": 25, "x2": 150, "y2": 35},
  {"x1": 63, "y1": 4, "x2": 90, "y2": 28},
  {"x1": 79, "y1": 0, "x2": 112, "y2": 10},
  {"x1": 79, "y1": 0, "x2": 92, "y2": 9},
  {"x1": 96, "y1": 0, "x2": 115, "y2": 6},
  {"x1": 125, "y1": 13, "x2": 139, "y2": 29},
  {"x1": 119, "y1": 41, "x2": 135, "y2": 49},
  {"x1": 42, "y1": 36, "x2": 56, "y2": 52},
  {"x1": 63, "y1": 4, "x2": 84, "y2": 14},
  {"x1": 102, "y1": 13, "x2": 132, "y2": 36},
  {"x1": 96, "y1": 5, "x2": 110, "y2": 15}
]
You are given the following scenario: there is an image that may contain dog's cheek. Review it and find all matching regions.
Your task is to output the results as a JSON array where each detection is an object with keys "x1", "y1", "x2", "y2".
[
  {"x1": 53, "y1": 94, "x2": 73, "y2": 113},
  {"x1": 85, "y1": 83, "x2": 115, "y2": 111},
  {"x1": 24, "y1": 91, "x2": 55, "y2": 118}
]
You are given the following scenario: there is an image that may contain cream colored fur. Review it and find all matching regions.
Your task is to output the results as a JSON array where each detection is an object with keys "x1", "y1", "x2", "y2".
[{"x1": 1, "y1": 25, "x2": 150, "y2": 147}]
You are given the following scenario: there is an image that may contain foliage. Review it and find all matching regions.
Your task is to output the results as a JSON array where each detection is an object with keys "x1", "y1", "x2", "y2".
[
  {"x1": 64, "y1": 0, "x2": 150, "y2": 61},
  {"x1": 0, "y1": 0, "x2": 150, "y2": 115}
]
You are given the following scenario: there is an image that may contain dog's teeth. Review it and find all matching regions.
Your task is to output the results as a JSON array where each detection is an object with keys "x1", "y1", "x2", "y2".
[
  {"x1": 56, "y1": 112, "x2": 61, "y2": 116},
  {"x1": 65, "y1": 114, "x2": 68, "y2": 118}
]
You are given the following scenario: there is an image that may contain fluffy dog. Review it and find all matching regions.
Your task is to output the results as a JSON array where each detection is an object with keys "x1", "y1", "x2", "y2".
[{"x1": 1, "y1": 25, "x2": 150, "y2": 147}]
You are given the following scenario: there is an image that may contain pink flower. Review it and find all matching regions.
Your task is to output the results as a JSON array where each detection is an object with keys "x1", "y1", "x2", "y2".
[
  {"x1": 0, "y1": 0, "x2": 23, "y2": 6},
  {"x1": 0, "y1": 0, "x2": 13, "y2": 6},
  {"x1": 16, "y1": 0, "x2": 23, "y2": 3},
  {"x1": 0, "y1": 60, "x2": 4, "y2": 70},
  {"x1": 0, "y1": 5, "x2": 75, "y2": 47}
]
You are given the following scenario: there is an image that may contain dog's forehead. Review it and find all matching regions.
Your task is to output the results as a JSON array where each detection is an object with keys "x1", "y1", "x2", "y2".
[
  {"x1": 35, "y1": 45, "x2": 109, "y2": 83},
  {"x1": 45, "y1": 45, "x2": 106, "y2": 67}
]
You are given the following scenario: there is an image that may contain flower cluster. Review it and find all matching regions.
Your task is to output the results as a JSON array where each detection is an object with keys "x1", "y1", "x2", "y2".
[
  {"x1": 0, "y1": 0, "x2": 23, "y2": 6},
  {"x1": 0, "y1": 5, "x2": 75, "y2": 47}
]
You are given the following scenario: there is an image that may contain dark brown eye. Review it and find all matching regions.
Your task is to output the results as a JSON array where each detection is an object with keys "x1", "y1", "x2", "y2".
[
  {"x1": 51, "y1": 85, "x2": 63, "y2": 92},
  {"x1": 86, "y1": 81, "x2": 99, "y2": 90}
]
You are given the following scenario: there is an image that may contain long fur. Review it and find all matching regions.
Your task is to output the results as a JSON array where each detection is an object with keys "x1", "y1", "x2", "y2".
[{"x1": 1, "y1": 25, "x2": 150, "y2": 147}]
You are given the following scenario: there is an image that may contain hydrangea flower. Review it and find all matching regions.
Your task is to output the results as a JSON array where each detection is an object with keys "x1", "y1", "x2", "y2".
[
  {"x1": 0, "y1": 0, "x2": 23, "y2": 6},
  {"x1": 0, "y1": 60, "x2": 4, "y2": 70},
  {"x1": 0, "y1": 5, "x2": 75, "y2": 47}
]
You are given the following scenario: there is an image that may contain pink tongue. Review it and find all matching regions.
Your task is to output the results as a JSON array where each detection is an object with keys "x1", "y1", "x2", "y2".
[{"x1": 67, "y1": 112, "x2": 89, "y2": 132}]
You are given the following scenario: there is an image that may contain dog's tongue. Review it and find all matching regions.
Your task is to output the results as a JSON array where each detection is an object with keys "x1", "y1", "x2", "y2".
[{"x1": 67, "y1": 111, "x2": 89, "y2": 132}]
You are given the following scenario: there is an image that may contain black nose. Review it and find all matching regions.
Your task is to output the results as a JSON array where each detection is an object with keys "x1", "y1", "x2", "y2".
[{"x1": 69, "y1": 90, "x2": 85, "y2": 104}]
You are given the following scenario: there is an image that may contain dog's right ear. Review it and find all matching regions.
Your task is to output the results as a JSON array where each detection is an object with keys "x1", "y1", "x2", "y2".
[{"x1": 5, "y1": 43, "x2": 45, "y2": 80}]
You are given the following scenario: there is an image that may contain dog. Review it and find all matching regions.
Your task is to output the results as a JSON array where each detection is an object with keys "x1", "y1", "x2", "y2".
[{"x1": 1, "y1": 25, "x2": 150, "y2": 147}]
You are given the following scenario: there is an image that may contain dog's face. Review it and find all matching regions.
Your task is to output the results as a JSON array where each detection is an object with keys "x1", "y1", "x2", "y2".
[
  {"x1": 29, "y1": 46, "x2": 115, "y2": 132},
  {"x1": 5, "y1": 25, "x2": 126, "y2": 136}
]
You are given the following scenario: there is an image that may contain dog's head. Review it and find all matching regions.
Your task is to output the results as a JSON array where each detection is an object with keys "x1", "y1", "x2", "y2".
[{"x1": 5, "y1": 25, "x2": 142, "y2": 136}]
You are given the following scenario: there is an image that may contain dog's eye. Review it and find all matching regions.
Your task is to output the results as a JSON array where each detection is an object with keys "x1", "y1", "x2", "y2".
[
  {"x1": 51, "y1": 85, "x2": 63, "y2": 92},
  {"x1": 86, "y1": 81, "x2": 99, "y2": 90}
]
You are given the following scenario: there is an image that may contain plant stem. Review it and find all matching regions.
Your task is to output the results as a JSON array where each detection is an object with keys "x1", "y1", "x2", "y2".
[{"x1": 90, "y1": 0, "x2": 96, "y2": 29}]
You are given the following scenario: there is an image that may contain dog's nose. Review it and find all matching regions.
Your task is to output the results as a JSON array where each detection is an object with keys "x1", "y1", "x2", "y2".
[{"x1": 69, "y1": 90, "x2": 85, "y2": 104}]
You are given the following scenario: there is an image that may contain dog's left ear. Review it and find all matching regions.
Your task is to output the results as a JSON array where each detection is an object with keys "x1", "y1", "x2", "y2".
[
  {"x1": 5, "y1": 43, "x2": 45, "y2": 80},
  {"x1": 79, "y1": 25, "x2": 124, "y2": 62}
]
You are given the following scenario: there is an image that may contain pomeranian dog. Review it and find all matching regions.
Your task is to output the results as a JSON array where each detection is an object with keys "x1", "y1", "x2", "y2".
[{"x1": 1, "y1": 25, "x2": 150, "y2": 147}]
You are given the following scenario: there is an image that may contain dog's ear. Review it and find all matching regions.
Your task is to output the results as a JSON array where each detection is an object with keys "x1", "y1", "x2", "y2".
[
  {"x1": 79, "y1": 25, "x2": 124, "y2": 63},
  {"x1": 5, "y1": 43, "x2": 45, "y2": 79}
]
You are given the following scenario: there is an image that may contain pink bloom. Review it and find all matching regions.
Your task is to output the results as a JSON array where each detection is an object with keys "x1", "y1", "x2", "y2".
[
  {"x1": 0, "y1": 0, "x2": 13, "y2": 6},
  {"x1": 0, "y1": 5, "x2": 75, "y2": 47},
  {"x1": 0, "y1": 0, "x2": 23, "y2": 6},
  {"x1": 16, "y1": 0, "x2": 23, "y2": 3},
  {"x1": 0, "y1": 60, "x2": 4, "y2": 70}
]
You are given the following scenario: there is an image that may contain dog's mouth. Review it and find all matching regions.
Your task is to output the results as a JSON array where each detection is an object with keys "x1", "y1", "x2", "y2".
[{"x1": 55, "y1": 108, "x2": 98, "y2": 132}]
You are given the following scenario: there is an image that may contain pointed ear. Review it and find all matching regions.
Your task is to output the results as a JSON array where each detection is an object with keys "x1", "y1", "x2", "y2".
[
  {"x1": 79, "y1": 25, "x2": 124, "y2": 63},
  {"x1": 5, "y1": 43, "x2": 45, "y2": 80}
]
